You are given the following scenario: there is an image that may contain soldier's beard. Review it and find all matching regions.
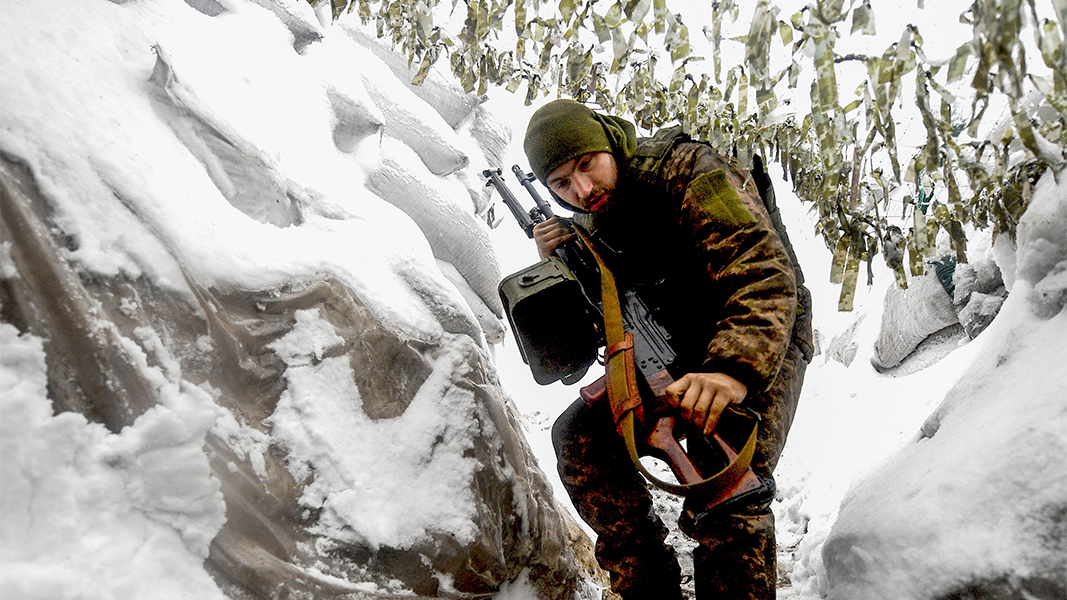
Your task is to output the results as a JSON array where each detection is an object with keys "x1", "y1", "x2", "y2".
[
  {"x1": 585, "y1": 188, "x2": 612, "y2": 214},
  {"x1": 592, "y1": 184, "x2": 639, "y2": 221}
]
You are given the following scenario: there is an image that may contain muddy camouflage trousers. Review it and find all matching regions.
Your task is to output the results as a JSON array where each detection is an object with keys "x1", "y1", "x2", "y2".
[{"x1": 552, "y1": 343, "x2": 808, "y2": 599}]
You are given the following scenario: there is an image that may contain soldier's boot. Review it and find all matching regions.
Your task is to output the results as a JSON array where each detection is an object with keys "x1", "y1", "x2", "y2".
[
  {"x1": 691, "y1": 503, "x2": 777, "y2": 600},
  {"x1": 596, "y1": 520, "x2": 683, "y2": 600}
]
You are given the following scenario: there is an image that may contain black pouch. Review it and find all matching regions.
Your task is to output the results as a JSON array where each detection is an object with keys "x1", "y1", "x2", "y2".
[
  {"x1": 498, "y1": 257, "x2": 600, "y2": 385},
  {"x1": 678, "y1": 475, "x2": 775, "y2": 538}
]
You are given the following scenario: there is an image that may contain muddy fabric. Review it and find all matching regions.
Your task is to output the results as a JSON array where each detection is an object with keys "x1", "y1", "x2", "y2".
[
  {"x1": 556, "y1": 127, "x2": 813, "y2": 598},
  {"x1": 692, "y1": 506, "x2": 777, "y2": 599},
  {"x1": 553, "y1": 397, "x2": 683, "y2": 600},
  {"x1": 692, "y1": 341, "x2": 809, "y2": 599}
]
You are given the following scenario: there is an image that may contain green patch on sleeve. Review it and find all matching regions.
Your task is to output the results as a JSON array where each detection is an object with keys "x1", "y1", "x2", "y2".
[{"x1": 688, "y1": 169, "x2": 757, "y2": 228}]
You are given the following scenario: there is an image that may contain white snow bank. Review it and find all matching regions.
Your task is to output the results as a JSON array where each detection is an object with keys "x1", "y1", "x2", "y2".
[
  {"x1": 1, "y1": 0, "x2": 537, "y2": 594},
  {"x1": 819, "y1": 169, "x2": 1067, "y2": 599},
  {"x1": 821, "y1": 297, "x2": 1067, "y2": 598},
  {"x1": 0, "y1": 324, "x2": 228, "y2": 600},
  {"x1": 0, "y1": 0, "x2": 490, "y2": 343},
  {"x1": 1016, "y1": 170, "x2": 1067, "y2": 317}
]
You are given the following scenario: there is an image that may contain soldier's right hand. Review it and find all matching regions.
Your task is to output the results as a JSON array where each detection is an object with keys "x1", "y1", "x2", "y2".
[{"x1": 533, "y1": 217, "x2": 575, "y2": 260}]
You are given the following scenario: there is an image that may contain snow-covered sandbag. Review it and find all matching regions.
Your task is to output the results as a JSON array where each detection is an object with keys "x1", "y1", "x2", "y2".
[
  {"x1": 449, "y1": 104, "x2": 515, "y2": 217},
  {"x1": 826, "y1": 314, "x2": 864, "y2": 367},
  {"x1": 151, "y1": 48, "x2": 302, "y2": 228},
  {"x1": 181, "y1": 0, "x2": 225, "y2": 17},
  {"x1": 341, "y1": 20, "x2": 482, "y2": 128},
  {"x1": 244, "y1": 0, "x2": 324, "y2": 51},
  {"x1": 871, "y1": 269, "x2": 960, "y2": 370},
  {"x1": 1031, "y1": 260, "x2": 1067, "y2": 318},
  {"x1": 461, "y1": 103, "x2": 513, "y2": 169},
  {"x1": 438, "y1": 259, "x2": 506, "y2": 344},
  {"x1": 443, "y1": 103, "x2": 515, "y2": 217},
  {"x1": 346, "y1": 41, "x2": 471, "y2": 176},
  {"x1": 956, "y1": 291, "x2": 1005, "y2": 339},
  {"x1": 366, "y1": 136, "x2": 504, "y2": 317},
  {"x1": 444, "y1": 126, "x2": 503, "y2": 217},
  {"x1": 1015, "y1": 168, "x2": 1067, "y2": 318},
  {"x1": 952, "y1": 254, "x2": 1004, "y2": 305},
  {"x1": 300, "y1": 38, "x2": 385, "y2": 152},
  {"x1": 325, "y1": 85, "x2": 384, "y2": 152},
  {"x1": 449, "y1": 166, "x2": 496, "y2": 217},
  {"x1": 951, "y1": 252, "x2": 1007, "y2": 338}
]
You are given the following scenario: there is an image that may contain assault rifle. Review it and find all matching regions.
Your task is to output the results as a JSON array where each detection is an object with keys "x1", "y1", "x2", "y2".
[{"x1": 485, "y1": 166, "x2": 773, "y2": 534}]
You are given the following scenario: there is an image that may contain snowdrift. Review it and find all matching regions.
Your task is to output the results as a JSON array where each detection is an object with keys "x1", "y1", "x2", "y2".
[{"x1": 820, "y1": 170, "x2": 1067, "y2": 600}]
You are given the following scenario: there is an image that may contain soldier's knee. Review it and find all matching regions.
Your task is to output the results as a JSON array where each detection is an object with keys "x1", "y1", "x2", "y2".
[{"x1": 551, "y1": 398, "x2": 584, "y2": 457}]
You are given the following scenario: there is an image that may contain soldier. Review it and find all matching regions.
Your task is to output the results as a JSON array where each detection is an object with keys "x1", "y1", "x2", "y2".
[{"x1": 523, "y1": 100, "x2": 813, "y2": 599}]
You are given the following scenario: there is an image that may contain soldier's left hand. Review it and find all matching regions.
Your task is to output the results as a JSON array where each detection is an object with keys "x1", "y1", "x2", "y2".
[
  {"x1": 665, "y1": 372, "x2": 747, "y2": 435},
  {"x1": 532, "y1": 217, "x2": 575, "y2": 260}
]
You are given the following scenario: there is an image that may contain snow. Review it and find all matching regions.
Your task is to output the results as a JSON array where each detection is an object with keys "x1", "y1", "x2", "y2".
[
  {"x1": 266, "y1": 316, "x2": 482, "y2": 550},
  {"x1": 1, "y1": 324, "x2": 229, "y2": 600},
  {"x1": 1, "y1": 0, "x2": 457, "y2": 341},
  {"x1": 822, "y1": 303, "x2": 1066, "y2": 599},
  {"x1": 1, "y1": 0, "x2": 1065, "y2": 598},
  {"x1": 811, "y1": 170, "x2": 1067, "y2": 599},
  {"x1": 1, "y1": 0, "x2": 502, "y2": 596}
]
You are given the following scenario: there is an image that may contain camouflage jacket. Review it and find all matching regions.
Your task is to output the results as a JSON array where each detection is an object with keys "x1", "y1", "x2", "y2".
[{"x1": 575, "y1": 127, "x2": 811, "y2": 394}]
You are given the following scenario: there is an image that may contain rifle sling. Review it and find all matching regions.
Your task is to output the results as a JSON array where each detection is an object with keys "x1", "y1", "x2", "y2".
[
  {"x1": 576, "y1": 229, "x2": 758, "y2": 497},
  {"x1": 619, "y1": 412, "x2": 758, "y2": 497}
]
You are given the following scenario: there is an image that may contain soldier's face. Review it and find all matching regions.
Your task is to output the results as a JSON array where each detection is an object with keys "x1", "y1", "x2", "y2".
[{"x1": 546, "y1": 151, "x2": 618, "y2": 214}]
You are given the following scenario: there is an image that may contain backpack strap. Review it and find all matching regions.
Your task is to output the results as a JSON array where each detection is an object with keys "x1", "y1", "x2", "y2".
[{"x1": 752, "y1": 153, "x2": 805, "y2": 286}]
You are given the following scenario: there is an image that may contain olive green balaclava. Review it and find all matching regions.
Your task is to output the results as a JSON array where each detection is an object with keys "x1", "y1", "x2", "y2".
[{"x1": 523, "y1": 100, "x2": 637, "y2": 187}]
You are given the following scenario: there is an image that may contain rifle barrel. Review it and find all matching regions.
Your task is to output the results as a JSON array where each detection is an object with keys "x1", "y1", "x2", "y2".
[{"x1": 512, "y1": 165, "x2": 555, "y2": 219}]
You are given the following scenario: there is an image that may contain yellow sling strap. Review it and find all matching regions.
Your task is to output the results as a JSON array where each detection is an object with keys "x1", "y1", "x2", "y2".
[{"x1": 576, "y1": 229, "x2": 759, "y2": 498}]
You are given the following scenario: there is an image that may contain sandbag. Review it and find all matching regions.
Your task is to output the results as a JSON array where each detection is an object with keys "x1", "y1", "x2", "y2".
[
  {"x1": 438, "y1": 259, "x2": 505, "y2": 344},
  {"x1": 366, "y1": 136, "x2": 504, "y2": 318},
  {"x1": 342, "y1": 21, "x2": 481, "y2": 128},
  {"x1": 871, "y1": 272, "x2": 959, "y2": 370},
  {"x1": 353, "y1": 44, "x2": 471, "y2": 176}
]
